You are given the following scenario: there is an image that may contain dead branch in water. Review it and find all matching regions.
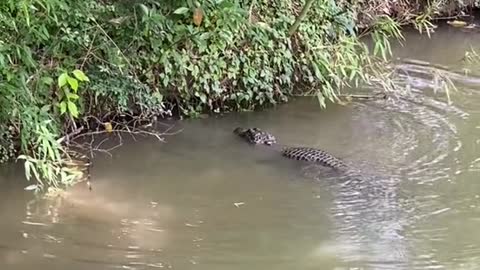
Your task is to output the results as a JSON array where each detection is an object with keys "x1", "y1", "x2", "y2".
[
  {"x1": 338, "y1": 92, "x2": 388, "y2": 101},
  {"x1": 67, "y1": 121, "x2": 182, "y2": 158},
  {"x1": 60, "y1": 117, "x2": 182, "y2": 191},
  {"x1": 59, "y1": 109, "x2": 183, "y2": 163}
]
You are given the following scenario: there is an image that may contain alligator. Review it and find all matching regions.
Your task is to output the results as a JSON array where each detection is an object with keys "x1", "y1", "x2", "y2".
[{"x1": 233, "y1": 127, "x2": 348, "y2": 171}]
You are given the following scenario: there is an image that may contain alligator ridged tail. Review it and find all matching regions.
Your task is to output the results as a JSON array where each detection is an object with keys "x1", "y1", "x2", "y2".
[{"x1": 281, "y1": 146, "x2": 348, "y2": 170}]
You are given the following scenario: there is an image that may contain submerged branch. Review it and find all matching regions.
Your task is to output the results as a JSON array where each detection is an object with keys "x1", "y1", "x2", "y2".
[{"x1": 338, "y1": 92, "x2": 388, "y2": 101}]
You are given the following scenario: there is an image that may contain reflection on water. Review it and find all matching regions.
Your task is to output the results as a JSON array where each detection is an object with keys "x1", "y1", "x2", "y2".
[{"x1": 2, "y1": 24, "x2": 480, "y2": 269}]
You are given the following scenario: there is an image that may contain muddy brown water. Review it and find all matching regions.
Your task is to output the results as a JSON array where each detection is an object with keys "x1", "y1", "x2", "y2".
[{"x1": 2, "y1": 25, "x2": 480, "y2": 269}]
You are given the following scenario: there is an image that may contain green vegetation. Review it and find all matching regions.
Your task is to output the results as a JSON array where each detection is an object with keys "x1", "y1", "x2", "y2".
[{"x1": 0, "y1": 0, "x2": 476, "y2": 191}]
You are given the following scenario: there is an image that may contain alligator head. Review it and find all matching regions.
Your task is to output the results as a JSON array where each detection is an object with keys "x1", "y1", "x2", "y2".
[{"x1": 233, "y1": 127, "x2": 277, "y2": 145}]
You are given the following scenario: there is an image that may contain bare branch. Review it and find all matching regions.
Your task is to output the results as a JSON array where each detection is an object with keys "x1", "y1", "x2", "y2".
[{"x1": 57, "y1": 126, "x2": 84, "y2": 144}]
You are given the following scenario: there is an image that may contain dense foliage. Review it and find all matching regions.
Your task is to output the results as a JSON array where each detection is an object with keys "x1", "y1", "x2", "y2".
[{"x1": 0, "y1": 0, "x2": 471, "y2": 190}]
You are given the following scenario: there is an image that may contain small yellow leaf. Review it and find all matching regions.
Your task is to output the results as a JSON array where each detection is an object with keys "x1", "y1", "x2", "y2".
[
  {"x1": 447, "y1": 20, "x2": 467, "y2": 27},
  {"x1": 104, "y1": 122, "x2": 113, "y2": 133},
  {"x1": 193, "y1": 8, "x2": 203, "y2": 26}
]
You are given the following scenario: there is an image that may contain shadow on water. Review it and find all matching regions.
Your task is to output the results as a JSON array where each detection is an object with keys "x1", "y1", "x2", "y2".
[{"x1": 2, "y1": 24, "x2": 480, "y2": 269}]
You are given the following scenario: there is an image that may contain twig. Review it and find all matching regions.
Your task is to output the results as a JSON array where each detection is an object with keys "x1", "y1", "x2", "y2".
[
  {"x1": 288, "y1": 0, "x2": 315, "y2": 36},
  {"x1": 94, "y1": 137, "x2": 110, "y2": 150},
  {"x1": 57, "y1": 127, "x2": 84, "y2": 144},
  {"x1": 124, "y1": 124, "x2": 138, "y2": 142},
  {"x1": 80, "y1": 33, "x2": 97, "y2": 69},
  {"x1": 338, "y1": 92, "x2": 388, "y2": 100},
  {"x1": 92, "y1": 133, "x2": 124, "y2": 157},
  {"x1": 89, "y1": 135, "x2": 95, "y2": 157},
  {"x1": 72, "y1": 128, "x2": 167, "y2": 142},
  {"x1": 92, "y1": 19, "x2": 134, "y2": 72}
]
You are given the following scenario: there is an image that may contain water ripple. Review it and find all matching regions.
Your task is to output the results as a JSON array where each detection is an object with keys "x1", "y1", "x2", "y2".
[{"x1": 308, "y1": 57, "x2": 474, "y2": 269}]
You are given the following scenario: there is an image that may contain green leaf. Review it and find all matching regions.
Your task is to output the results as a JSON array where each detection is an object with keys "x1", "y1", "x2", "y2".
[
  {"x1": 67, "y1": 93, "x2": 79, "y2": 100},
  {"x1": 67, "y1": 77, "x2": 78, "y2": 92},
  {"x1": 58, "y1": 73, "x2": 68, "y2": 88},
  {"x1": 198, "y1": 33, "x2": 211, "y2": 40},
  {"x1": 313, "y1": 64, "x2": 322, "y2": 80},
  {"x1": 256, "y1": 22, "x2": 270, "y2": 29},
  {"x1": 162, "y1": 75, "x2": 170, "y2": 87},
  {"x1": 67, "y1": 77, "x2": 79, "y2": 92},
  {"x1": 173, "y1": 7, "x2": 189, "y2": 14},
  {"x1": 60, "y1": 101, "x2": 67, "y2": 115},
  {"x1": 72, "y1": 69, "x2": 89, "y2": 82},
  {"x1": 153, "y1": 92, "x2": 163, "y2": 102},
  {"x1": 41, "y1": 76, "x2": 54, "y2": 86},
  {"x1": 139, "y1": 4, "x2": 149, "y2": 15},
  {"x1": 41, "y1": 105, "x2": 51, "y2": 113},
  {"x1": 67, "y1": 101, "x2": 78, "y2": 118},
  {"x1": 199, "y1": 92, "x2": 207, "y2": 103},
  {"x1": 22, "y1": 2, "x2": 30, "y2": 27},
  {"x1": 349, "y1": 69, "x2": 357, "y2": 81}
]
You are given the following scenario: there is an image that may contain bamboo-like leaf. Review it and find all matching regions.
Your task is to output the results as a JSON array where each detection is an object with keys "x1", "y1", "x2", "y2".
[{"x1": 174, "y1": 7, "x2": 189, "y2": 14}]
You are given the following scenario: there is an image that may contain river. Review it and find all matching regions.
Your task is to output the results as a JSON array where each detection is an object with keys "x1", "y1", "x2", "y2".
[{"x1": 1, "y1": 24, "x2": 480, "y2": 269}]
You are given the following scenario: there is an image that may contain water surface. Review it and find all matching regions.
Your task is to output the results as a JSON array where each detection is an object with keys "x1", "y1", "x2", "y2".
[{"x1": 2, "y1": 24, "x2": 480, "y2": 269}]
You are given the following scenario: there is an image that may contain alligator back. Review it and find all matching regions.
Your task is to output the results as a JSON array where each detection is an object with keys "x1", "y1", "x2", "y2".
[
  {"x1": 234, "y1": 126, "x2": 348, "y2": 170},
  {"x1": 281, "y1": 146, "x2": 348, "y2": 170}
]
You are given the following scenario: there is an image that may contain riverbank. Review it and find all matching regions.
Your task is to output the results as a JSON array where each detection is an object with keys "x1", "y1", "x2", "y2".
[{"x1": 0, "y1": 0, "x2": 478, "y2": 190}]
